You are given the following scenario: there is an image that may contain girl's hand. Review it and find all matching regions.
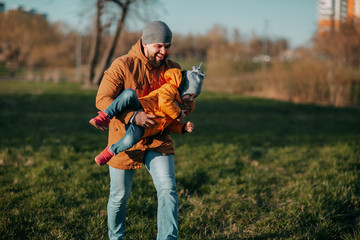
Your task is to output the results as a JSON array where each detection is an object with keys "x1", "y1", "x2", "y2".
[{"x1": 185, "y1": 121, "x2": 194, "y2": 133}]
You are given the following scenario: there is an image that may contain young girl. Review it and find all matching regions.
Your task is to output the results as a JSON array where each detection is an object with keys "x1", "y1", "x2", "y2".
[{"x1": 89, "y1": 65, "x2": 205, "y2": 166}]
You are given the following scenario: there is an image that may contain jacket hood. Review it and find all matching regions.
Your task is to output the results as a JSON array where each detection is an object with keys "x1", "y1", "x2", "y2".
[
  {"x1": 128, "y1": 39, "x2": 149, "y2": 65},
  {"x1": 164, "y1": 68, "x2": 182, "y2": 88}
]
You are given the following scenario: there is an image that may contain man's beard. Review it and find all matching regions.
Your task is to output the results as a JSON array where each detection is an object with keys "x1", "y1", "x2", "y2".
[{"x1": 148, "y1": 54, "x2": 168, "y2": 68}]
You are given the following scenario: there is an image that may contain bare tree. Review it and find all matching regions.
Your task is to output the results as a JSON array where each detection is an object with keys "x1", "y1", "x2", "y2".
[
  {"x1": 92, "y1": 0, "x2": 134, "y2": 86},
  {"x1": 86, "y1": 0, "x2": 159, "y2": 86},
  {"x1": 85, "y1": 0, "x2": 105, "y2": 87},
  {"x1": 313, "y1": 20, "x2": 360, "y2": 67}
]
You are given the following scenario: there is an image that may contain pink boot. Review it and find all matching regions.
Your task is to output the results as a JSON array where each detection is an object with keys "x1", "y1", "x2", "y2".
[
  {"x1": 89, "y1": 111, "x2": 110, "y2": 131},
  {"x1": 95, "y1": 147, "x2": 114, "y2": 166}
]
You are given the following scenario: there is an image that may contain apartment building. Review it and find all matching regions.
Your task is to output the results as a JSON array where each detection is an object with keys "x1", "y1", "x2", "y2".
[{"x1": 318, "y1": 0, "x2": 360, "y2": 33}]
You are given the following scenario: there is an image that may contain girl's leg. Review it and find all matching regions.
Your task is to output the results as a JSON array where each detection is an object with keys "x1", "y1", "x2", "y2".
[
  {"x1": 109, "y1": 124, "x2": 145, "y2": 155},
  {"x1": 104, "y1": 89, "x2": 142, "y2": 118},
  {"x1": 94, "y1": 124, "x2": 144, "y2": 165},
  {"x1": 107, "y1": 166, "x2": 136, "y2": 240}
]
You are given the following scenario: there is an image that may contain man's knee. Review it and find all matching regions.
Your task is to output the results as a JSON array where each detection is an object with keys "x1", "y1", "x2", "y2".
[
  {"x1": 156, "y1": 177, "x2": 177, "y2": 193},
  {"x1": 109, "y1": 189, "x2": 131, "y2": 205}
]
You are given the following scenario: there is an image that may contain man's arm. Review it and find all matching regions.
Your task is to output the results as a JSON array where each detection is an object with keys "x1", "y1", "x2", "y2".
[
  {"x1": 95, "y1": 61, "x2": 135, "y2": 124},
  {"x1": 96, "y1": 71, "x2": 122, "y2": 111}
]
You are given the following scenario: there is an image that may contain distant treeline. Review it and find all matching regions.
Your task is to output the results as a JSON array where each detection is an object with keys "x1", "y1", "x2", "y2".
[
  {"x1": 1, "y1": 9, "x2": 359, "y2": 106},
  {"x1": 0, "y1": 9, "x2": 289, "y2": 69}
]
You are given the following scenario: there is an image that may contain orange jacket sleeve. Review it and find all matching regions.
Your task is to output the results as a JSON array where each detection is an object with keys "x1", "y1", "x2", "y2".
[
  {"x1": 156, "y1": 84, "x2": 182, "y2": 119},
  {"x1": 165, "y1": 120, "x2": 185, "y2": 134}
]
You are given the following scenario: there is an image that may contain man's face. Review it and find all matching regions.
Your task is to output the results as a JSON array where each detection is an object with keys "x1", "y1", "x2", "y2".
[{"x1": 143, "y1": 43, "x2": 171, "y2": 68}]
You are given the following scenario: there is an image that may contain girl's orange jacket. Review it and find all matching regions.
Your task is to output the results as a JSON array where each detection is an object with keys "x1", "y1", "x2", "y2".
[{"x1": 139, "y1": 68, "x2": 185, "y2": 137}]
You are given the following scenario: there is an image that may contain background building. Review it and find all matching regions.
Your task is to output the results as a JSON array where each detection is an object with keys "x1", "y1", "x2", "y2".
[
  {"x1": 318, "y1": 0, "x2": 360, "y2": 33},
  {"x1": 348, "y1": 0, "x2": 360, "y2": 23}
]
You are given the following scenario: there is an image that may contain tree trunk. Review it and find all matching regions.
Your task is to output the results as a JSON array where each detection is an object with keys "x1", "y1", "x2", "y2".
[
  {"x1": 85, "y1": 0, "x2": 104, "y2": 87},
  {"x1": 93, "y1": 0, "x2": 132, "y2": 86}
]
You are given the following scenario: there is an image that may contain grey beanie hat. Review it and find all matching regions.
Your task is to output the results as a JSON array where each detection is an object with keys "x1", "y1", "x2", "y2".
[
  {"x1": 141, "y1": 21, "x2": 172, "y2": 44},
  {"x1": 181, "y1": 64, "x2": 206, "y2": 97}
]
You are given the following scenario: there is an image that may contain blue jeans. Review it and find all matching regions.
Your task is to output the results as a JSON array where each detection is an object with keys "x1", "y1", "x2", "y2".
[
  {"x1": 104, "y1": 89, "x2": 145, "y2": 155},
  {"x1": 109, "y1": 124, "x2": 144, "y2": 155},
  {"x1": 107, "y1": 151, "x2": 178, "y2": 240},
  {"x1": 104, "y1": 89, "x2": 142, "y2": 118}
]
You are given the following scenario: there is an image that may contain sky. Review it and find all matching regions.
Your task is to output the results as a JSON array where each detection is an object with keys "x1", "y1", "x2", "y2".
[{"x1": 2, "y1": 0, "x2": 318, "y2": 48}]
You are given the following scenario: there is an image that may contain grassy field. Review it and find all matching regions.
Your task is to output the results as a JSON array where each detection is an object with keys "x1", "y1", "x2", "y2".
[{"x1": 0, "y1": 80, "x2": 359, "y2": 240}]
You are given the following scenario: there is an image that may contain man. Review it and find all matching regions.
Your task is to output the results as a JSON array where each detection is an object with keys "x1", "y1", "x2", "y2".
[{"x1": 95, "y1": 21, "x2": 195, "y2": 240}]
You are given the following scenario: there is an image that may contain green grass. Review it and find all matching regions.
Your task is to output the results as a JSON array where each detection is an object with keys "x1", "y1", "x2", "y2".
[{"x1": 1, "y1": 81, "x2": 359, "y2": 240}]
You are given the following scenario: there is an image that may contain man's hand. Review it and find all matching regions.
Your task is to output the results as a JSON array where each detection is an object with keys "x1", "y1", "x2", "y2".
[
  {"x1": 134, "y1": 110, "x2": 156, "y2": 129},
  {"x1": 185, "y1": 121, "x2": 194, "y2": 133}
]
